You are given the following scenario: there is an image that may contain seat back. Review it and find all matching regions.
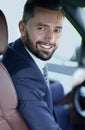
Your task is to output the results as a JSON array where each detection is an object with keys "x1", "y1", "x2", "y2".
[{"x1": 0, "y1": 10, "x2": 29, "y2": 130}]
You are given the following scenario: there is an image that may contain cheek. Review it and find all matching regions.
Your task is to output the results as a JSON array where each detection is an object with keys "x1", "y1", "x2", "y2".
[
  {"x1": 30, "y1": 28, "x2": 45, "y2": 42},
  {"x1": 29, "y1": 31, "x2": 41, "y2": 43}
]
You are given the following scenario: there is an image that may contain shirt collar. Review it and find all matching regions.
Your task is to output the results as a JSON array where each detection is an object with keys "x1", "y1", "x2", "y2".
[{"x1": 25, "y1": 46, "x2": 47, "y2": 73}]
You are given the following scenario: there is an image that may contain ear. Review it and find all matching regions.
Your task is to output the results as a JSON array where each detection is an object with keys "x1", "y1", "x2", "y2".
[{"x1": 18, "y1": 21, "x2": 26, "y2": 37}]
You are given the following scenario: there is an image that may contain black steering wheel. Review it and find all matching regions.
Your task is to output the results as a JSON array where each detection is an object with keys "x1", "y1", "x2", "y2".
[{"x1": 73, "y1": 81, "x2": 85, "y2": 118}]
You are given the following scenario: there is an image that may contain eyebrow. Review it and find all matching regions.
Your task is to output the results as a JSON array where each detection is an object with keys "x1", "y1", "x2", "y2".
[
  {"x1": 55, "y1": 26, "x2": 62, "y2": 29},
  {"x1": 36, "y1": 22, "x2": 62, "y2": 29}
]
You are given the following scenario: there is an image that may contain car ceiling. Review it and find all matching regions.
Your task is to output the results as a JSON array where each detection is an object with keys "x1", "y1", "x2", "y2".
[{"x1": 62, "y1": 0, "x2": 85, "y2": 7}]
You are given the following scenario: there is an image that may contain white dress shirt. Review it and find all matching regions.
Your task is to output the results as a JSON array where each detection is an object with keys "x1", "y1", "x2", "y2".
[{"x1": 25, "y1": 46, "x2": 47, "y2": 74}]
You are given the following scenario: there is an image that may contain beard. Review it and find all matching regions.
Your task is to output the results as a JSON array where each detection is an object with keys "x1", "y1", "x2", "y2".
[{"x1": 23, "y1": 30, "x2": 57, "y2": 61}]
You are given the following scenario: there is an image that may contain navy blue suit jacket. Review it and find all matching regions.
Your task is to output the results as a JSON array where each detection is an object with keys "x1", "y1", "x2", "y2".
[{"x1": 3, "y1": 38, "x2": 62, "y2": 130}]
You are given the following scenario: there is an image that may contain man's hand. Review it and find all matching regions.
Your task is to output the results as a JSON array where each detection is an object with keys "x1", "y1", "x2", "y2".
[{"x1": 72, "y1": 68, "x2": 85, "y2": 87}]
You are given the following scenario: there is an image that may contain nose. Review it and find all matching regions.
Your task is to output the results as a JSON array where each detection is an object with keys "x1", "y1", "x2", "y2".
[{"x1": 44, "y1": 30, "x2": 55, "y2": 44}]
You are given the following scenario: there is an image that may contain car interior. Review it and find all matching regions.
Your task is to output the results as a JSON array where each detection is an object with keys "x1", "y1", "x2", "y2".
[{"x1": 0, "y1": 0, "x2": 85, "y2": 130}]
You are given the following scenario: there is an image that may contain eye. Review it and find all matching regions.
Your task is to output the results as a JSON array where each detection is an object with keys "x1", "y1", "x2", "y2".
[
  {"x1": 55, "y1": 28, "x2": 62, "y2": 33},
  {"x1": 37, "y1": 26, "x2": 45, "y2": 31}
]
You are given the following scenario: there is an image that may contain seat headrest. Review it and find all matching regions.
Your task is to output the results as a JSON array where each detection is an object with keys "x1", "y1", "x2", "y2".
[{"x1": 0, "y1": 10, "x2": 8, "y2": 55}]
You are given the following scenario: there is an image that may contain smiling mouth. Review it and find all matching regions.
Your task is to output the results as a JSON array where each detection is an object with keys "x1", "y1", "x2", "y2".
[{"x1": 38, "y1": 43, "x2": 53, "y2": 50}]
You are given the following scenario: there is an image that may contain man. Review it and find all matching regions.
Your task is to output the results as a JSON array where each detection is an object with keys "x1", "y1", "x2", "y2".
[{"x1": 2, "y1": 0, "x2": 65, "y2": 129}]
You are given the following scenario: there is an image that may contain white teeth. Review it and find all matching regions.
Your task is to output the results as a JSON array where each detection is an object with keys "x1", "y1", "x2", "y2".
[{"x1": 40, "y1": 44, "x2": 51, "y2": 49}]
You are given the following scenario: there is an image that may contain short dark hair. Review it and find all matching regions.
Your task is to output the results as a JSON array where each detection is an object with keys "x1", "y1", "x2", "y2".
[{"x1": 22, "y1": 0, "x2": 65, "y2": 24}]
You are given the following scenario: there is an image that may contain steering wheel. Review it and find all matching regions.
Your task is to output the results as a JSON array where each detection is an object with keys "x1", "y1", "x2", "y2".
[{"x1": 73, "y1": 81, "x2": 85, "y2": 118}]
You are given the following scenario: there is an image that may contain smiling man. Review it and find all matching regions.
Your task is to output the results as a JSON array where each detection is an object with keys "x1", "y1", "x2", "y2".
[
  {"x1": 2, "y1": 0, "x2": 65, "y2": 130},
  {"x1": 20, "y1": 6, "x2": 63, "y2": 61}
]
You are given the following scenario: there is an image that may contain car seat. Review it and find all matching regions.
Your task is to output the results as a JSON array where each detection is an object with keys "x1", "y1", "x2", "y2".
[{"x1": 0, "y1": 10, "x2": 29, "y2": 130}]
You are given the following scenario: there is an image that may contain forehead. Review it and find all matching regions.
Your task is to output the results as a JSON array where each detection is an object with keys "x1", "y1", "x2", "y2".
[{"x1": 29, "y1": 7, "x2": 63, "y2": 26}]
